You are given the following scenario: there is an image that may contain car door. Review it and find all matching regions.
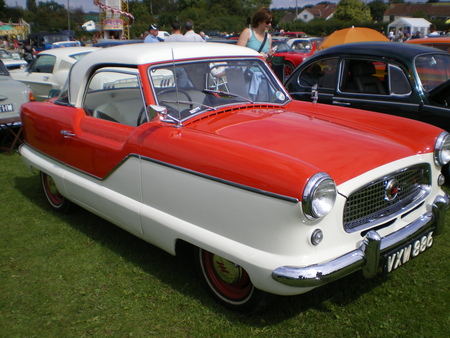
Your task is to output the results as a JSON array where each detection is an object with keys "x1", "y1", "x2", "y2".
[
  {"x1": 61, "y1": 67, "x2": 147, "y2": 235},
  {"x1": 20, "y1": 54, "x2": 57, "y2": 101},
  {"x1": 332, "y1": 58, "x2": 422, "y2": 122},
  {"x1": 415, "y1": 53, "x2": 450, "y2": 131},
  {"x1": 286, "y1": 57, "x2": 338, "y2": 104}
]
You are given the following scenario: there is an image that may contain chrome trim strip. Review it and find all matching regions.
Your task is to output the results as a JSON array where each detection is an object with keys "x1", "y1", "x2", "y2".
[
  {"x1": 21, "y1": 143, "x2": 299, "y2": 204},
  {"x1": 140, "y1": 155, "x2": 299, "y2": 203},
  {"x1": 272, "y1": 193, "x2": 449, "y2": 287}
]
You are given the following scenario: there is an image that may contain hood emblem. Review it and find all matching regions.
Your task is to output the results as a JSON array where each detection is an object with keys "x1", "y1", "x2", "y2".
[{"x1": 385, "y1": 179, "x2": 399, "y2": 201}]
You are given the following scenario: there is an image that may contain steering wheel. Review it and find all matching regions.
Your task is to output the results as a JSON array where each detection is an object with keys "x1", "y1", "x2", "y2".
[
  {"x1": 136, "y1": 106, "x2": 147, "y2": 126},
  {"x1": 158, "y1": 88, "x2": 194, "y2": 114}
]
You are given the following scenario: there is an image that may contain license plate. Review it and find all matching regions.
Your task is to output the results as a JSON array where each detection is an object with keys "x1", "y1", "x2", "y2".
[
  {"x1": 383, "y1": 230, "x2": 434, "y2": 274},
  {"x1": 0, "y1": 103, "x2": 14, "y2": 113}
]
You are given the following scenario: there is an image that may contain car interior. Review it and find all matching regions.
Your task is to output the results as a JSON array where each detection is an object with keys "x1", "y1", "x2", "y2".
[{"x1": 81, "y1": 60, "x2": 285, "y2": 127}]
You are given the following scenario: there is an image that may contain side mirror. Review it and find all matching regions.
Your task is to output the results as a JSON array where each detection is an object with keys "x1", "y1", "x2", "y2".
[
  {"x1": 149, "y1": 104, "x2": 168, "y2": 120},
  {"x1": 149, "y1": 104, "x2": 182, "y2": 127}
]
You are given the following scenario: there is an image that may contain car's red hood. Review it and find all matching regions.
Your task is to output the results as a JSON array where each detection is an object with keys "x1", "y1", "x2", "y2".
[{"x1": 185, "y1": 104, "x2": 439, "y2": 186}]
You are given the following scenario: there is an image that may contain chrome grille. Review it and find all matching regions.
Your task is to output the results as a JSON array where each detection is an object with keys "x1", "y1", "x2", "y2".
[{"x1": 343, "y1": 164, "x2": 430, "y2": 232}]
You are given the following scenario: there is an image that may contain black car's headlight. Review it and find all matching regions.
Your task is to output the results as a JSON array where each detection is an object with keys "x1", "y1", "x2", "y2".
[
  {"x1": 434, "y1": 132, "x2": 450, "y2": 167},
  {"x1": 302, "y1": 172, "x2": 336, "y2": 220}
]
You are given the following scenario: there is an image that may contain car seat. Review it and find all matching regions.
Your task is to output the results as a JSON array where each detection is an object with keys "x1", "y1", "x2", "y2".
[{"x1": 351, "y1": 61, "x2": 386, "y2": 95}]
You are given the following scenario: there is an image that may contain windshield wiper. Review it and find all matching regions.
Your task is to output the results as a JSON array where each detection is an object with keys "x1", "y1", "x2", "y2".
[
  {"x1": 202, "y1": 89, "x2": 254, "y2": 104},
  {"x1": 159, "y1": 99, "x2": 216, "y2": 113}
]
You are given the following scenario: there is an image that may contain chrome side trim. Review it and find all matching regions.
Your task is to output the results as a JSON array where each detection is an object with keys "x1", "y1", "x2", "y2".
[
  {"x1": 272, "y1": 193, "x2": 449, "y2": 287},
  {"x1": 20, "y1": 143, "x2": 299, "y2": 204}
]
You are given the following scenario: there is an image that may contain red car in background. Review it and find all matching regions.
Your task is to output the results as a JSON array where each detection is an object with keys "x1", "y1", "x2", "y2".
[
  {"x1": 281, "y1": 31, "x2": 307, "y2": 38},
  {"x1": 271, "y1": 38, "x2": 317, "y2": 78},
  {"x1": 406, "y1": 37, "x2": 450, "y2": 53}
]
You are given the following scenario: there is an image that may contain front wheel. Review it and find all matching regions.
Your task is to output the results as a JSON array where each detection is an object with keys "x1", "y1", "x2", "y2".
[
  {"x1": 40, "y1": 171, "x2": 71, "y2": 212},
  {"x1": 197, "y1": 248, "x2": 271, "y2": 312}
]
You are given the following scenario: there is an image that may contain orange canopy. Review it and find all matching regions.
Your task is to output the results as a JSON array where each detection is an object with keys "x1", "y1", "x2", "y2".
[{"x1": 318, "y1": 27, "x2": 389, "y2": 50}]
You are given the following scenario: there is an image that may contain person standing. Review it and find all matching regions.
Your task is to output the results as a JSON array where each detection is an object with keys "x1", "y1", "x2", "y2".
[
  {"x1": 144, "y1": 24, "x2": 161, "y2": 43},
  {"x1": 22, "y1": 39, "x2": 36, "y2": 63},
  {"x1": 184, "y1": 20, "x2": 205, "y2": 42},
  {"x1": 165, "y1": 21, "x2": 188, "y2": 42},
  {"x1": 237, "y1": 7, "x2": 275, "y2": 60}
]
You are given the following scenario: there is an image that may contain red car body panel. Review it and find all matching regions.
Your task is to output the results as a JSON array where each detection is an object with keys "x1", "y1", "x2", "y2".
[{"x1": 21, "y1": 98, "x2": 441, "y2": 201}]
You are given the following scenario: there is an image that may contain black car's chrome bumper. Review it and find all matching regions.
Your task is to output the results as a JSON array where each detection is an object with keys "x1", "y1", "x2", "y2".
[{"x1": 272, "y1": 194, "x2": 449, "y2": 288}]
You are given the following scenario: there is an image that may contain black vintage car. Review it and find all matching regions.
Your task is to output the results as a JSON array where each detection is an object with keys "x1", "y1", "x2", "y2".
[{"x1": 285, "y1": 41, "x2": 450, "y2": 131}]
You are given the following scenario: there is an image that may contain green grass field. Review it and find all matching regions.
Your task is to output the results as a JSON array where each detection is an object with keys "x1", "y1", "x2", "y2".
[{"x1": 1, "y1": 151, "x2": 449, "y2": 337}]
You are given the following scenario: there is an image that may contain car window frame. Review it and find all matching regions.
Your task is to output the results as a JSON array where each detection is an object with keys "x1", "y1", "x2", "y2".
[
  {"x1": 296, "y1": 56, "x2": 339, "y2": 90},
  {"x1": 83, "y1": 67, "x2": 147, "y2": 127},
  {"x1": 29, "y1": 54, "x2": 56, "y2": 74},
  {"x1": 337, "y1": 57, "x2": 412, "y2": 98}
]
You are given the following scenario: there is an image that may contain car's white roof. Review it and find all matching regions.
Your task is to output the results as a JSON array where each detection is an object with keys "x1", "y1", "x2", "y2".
[
  {"x1": 69, "y1": 42, "x2": 261, "y2": 105},
  {"x1": 37, "y1": 46, "x2": 99, "y2": 58},
  {"x1": 75, "y1": 42, "x2": 259, "y2": 68}
]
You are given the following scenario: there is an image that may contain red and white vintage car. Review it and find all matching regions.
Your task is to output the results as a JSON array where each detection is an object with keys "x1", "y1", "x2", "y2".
[{"x1": 19, "y1": 43, "x2": 449, "y2": 312}]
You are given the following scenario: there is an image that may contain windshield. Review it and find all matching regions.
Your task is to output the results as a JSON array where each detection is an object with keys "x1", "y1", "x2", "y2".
[
  {"x1": 149, "y1": 59, "x2": 289, "y2": 121},
  {"x1": 271, "y1": 40, "x2": 292, "y2": 52},
  {"x1": 0, "y1": 49, "x2": 12, "y2": 59},
  {"x1": 415, "y1": 54, "x2": 450, "y2": 92},
  {"x1": 44, "y1": 35, "x2": 70, "y2": 44},
  {"x1": 0, "y1": 60, "x2": 9, "y2": 75}
]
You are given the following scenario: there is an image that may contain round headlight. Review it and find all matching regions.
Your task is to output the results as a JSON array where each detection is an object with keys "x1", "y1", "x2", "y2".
[
  {"x1": 302, "y1": 172, "x2": 337, "y2": 220},
  {"x1": 434, "y1": 132, "x2": 450, "y2": 167}
]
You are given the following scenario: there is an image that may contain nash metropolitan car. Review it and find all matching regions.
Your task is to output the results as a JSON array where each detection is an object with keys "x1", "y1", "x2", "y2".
[{"x1": 19, "y1": 43, "x2": 449, "y2": 311}]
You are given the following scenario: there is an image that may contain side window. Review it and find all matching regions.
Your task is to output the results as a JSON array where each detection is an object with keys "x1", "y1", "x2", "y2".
[
  {"x1": 387, "y1": 64, "x2": 411, "y2": 95},
  {"x1": 340, "y1": 59, "x2": 387, "y2": 95},
  {"x1": 83, "y1": 69, "x2": 145, "y2": 127},
  {"x1": 31, "y1": 55, "x2": 56, "y2": 73},
  {"x1": 299, "y1": 58, "x2": 338, "y2": 89}
]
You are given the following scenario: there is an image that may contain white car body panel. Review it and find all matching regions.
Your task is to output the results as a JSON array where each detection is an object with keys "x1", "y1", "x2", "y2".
[
  {"x1": 19, "y1": 142, "x2": 443, "y2": 295},
  {"x1": 10, "y1": 47, "x2": 99, "y2": 101}
]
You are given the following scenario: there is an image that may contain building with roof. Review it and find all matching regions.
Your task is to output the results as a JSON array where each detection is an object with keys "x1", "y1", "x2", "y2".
[
  {"x1": 280, "y1": 4, "x2": 337, "y2": 24},
  {"x1": 384, "y1": 3, "x2": 450, "y2": 22},
  {"x1": 297, "y1": 4, "x2": 337, "y2": 23}
]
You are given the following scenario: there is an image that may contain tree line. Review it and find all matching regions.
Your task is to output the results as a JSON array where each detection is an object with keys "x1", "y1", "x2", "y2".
[{"x1": 0, "y1": 0, "x2": 446, "y2": 40}]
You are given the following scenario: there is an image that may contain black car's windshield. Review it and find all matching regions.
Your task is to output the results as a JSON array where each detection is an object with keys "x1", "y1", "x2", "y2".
[
  {"x1": 149, "y1": 59, "x2": 289, "y2": 121},
  {"x1": 415, "y1": 54, "x2": 450, "y2": 92}
]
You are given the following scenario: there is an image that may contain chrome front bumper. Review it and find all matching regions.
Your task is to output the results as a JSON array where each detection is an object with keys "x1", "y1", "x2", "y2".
[{"x1": 272, "y1": 194, "x2": 449, "y2": 288}]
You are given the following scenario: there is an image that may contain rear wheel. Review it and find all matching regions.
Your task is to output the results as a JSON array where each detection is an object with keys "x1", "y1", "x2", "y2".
[
  {"x1": 40, "y1": 172, "x2": 71, "y2": 212},
  {"x1": 283, "y1": 61, "x2": 295, "y2": 78},
  {"x1": 197, "y1": 248, "x2": 271, "y2": 312}
]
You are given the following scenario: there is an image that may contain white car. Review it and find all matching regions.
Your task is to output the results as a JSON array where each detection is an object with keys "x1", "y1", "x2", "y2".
[
  {"x1": 0, "y1": 48, "x2": 28, "y2": 70},
  {"x1": 287, "y1": 37, "x2": 323, "y2": 51},
  {"x1": 19, "y1": 42, "x2": 450, "y2": 312},
  {"x1": 0, "y1": 59, "x2": 32, "y2": 120},
  {"x1": 10, "y1": 47, "x2": 98, "y2": 101}
]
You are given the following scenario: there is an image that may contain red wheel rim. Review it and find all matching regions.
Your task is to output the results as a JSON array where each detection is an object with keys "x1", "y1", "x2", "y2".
[
  {"x1": 284, "y1": 64, "x2": 293, "y2": 77},
  {"x1": 42, "y1": 173, "x2": 64, "y2": 206},
  {"x1": 201, "y1": 250, "x2": 252, "y2": 301}
]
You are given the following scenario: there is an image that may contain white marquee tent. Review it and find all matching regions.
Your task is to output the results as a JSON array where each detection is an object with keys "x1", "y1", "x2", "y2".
[{"x1": 388, "y1": 17, "x2": 431, "y2": 38}]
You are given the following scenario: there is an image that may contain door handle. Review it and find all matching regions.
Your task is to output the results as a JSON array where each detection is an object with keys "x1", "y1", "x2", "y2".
[
  {"x1": 332, "y1": 100, "x2": 351, "y2": 106},
  {"x1": 60, "y1": 130, "x2": 75, "y2": 138}
]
